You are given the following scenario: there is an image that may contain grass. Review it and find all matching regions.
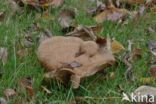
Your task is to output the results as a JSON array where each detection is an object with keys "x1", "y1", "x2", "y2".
[{"x1": 0, "y1": 0, "x2": 156, "y2": 104}]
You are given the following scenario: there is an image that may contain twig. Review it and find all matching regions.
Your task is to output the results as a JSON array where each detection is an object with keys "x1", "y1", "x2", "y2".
[
  {"x1": 65, "y1": 25, "x2": 97, "y2": 41},
  {"x1": 82, "y1": 26, "x2": 97, "y2": 41}
]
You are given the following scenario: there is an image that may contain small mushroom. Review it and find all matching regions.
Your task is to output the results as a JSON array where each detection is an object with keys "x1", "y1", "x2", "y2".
[{"x1": 37, "y1": 36, "x2": 115, "y2": 89}]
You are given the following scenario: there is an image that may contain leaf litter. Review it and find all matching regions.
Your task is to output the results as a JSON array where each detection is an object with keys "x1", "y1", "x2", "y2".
[
  {"x1": 20, "y1": 0, "x2": 64, "y2": 8},
  {"x1": 19, "y1": 76, "x2": 34, "y2": 96},
  {"x1": 3, "y1": 88, "x2": 16, "y2": 98},
  {"x1": 58, "y1": 9, "x2": 75, "y2": 29}
]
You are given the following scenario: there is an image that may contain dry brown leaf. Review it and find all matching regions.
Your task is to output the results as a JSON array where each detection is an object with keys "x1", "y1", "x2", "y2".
[
  {"x1": 149, "y1": 65, "x2": 156, "y2": 77},
  {"x1": 87, "y1": 0, "x2": 106, "y2": 16},
  {"x1": 58, "y1": 9, "x2": 75, "y2": 29},
  {"x1": 21, "y1": 0, "x2": 64, "y2": 7},
  {"x1": 111, "y1": 39, "x2": 125, "y2": 54},
  {"x1": 146, "y1": 0, "x2": 156, "y2": 6},
  {"x1": 3, "y1": 88, "x2": 16, "y2": 98},
  {"x1": 26, "y1": 86, "x2": 33, "y2": 96},
  {"x1": 119, "y1": 0, "x2": 156, "y2": 9},
  {"x1": 96, "y1": 37, "x2": 107, "y2": 47},
  {"x1": 21, "y1": 36, "x2": 33, "y2": 48},
  {"x1": 0, "y1": 47, "x2": 8, "y2": 64},
  {"x1": 151, "y1": 5, "x2": 156, "y2": 12},
  {"x1": 38, "y1": 28, "x2": 53, "y2": 43},
  {"x1": 50, "y1": 0, "x2": 64, "y2": 7},
  {"x1": 65, "y1": 25, "x2": 103, "y2": 41},
  {"x1": 94, "y1": 6, "x2": 129, "y2": 23},
  {"x1": 132, "y1": 48, "x2": 142, "y2": 59},
  {"x1": 19, "y1": 76, "x2": 34, "y2": 96},
  {"x1": 119, "y1": 0, "x2": 145, "y2": 5}
]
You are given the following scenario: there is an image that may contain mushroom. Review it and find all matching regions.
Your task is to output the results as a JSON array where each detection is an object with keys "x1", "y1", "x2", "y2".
[{"x1": 37, "y1": 36, "x2": 115, "y2": 89}]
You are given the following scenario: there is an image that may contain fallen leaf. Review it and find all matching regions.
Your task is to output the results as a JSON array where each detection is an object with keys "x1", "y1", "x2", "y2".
[
  {"x1": 50, "y1": 0, "x2": 64, "y2": 7},
  {"x1": 21, "y1": 0, "x2": 64, "y2": 8},
  {"x1": 151, "y1": 5, "x2": 156, "y2": 12},
  {"x1": 149, "y1": 65, "x2": 156, "y2": 76},
  {"x1": 94, "y1": 5, "x2": 129, "y2": 23},
  {"x1": 58, "y1": 9, "x2": 75, "y2": 29},
  {"x1": 146, "y1": 0, "x2": 156, "y2": 6},
  {"x1": 0, "y1": 47, "x2": 8, "y2": 64},
  {"x1": 19, "y1": 76, "x2": 34, "y2": 96},
  {"x1": 24, "y1": 23, "x2": 40, "y2": 34},
  {"x1": 21, "y1": 23, "x2": 40, "y2": 48},
  {"x1": 21, "y1": 36, "x2": 33, "y2": 48},
  {"x1": 62, "y1": 26, "x2": 75, "y2": 33},
  {"x1": 120, "y1": 0, "x2": 145, "y2": 5},
  {"x1": 111, "y1": 39, "x2": 125, "y2": 54},
  {"x1": 130, "y1": 5, "x2": 146, "y2": 19},
  {"x1": 3, "y1": 88, "x2": 16, "y2": 98},
  {"x1": 38, "y1": 28, "x2": 53, "y2": 43},
  {"x1": 96, "y1": 37, "x2": 107, "y2": 47},
  {"x1": 0, "y1": 97, "x2": 6, "y2": 104},
  {"x1": 87, "y1": 0, "x2": 106, "y2": 16},
  {"x1": 65, "y1": 25, "x2": 102, "y2": 41},
  {"x1": 132, "y1": 48, "x2": 142, "y2": 59},
  {"x1": 119, "y1": 0, "x2": 156, "y2": 10},
  {"x1": 26, "y1": 86, "x2": 34, "y2": 96}
]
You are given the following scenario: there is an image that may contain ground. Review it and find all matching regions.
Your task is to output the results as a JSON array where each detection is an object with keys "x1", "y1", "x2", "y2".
[{"x1": 0, "y1": 0, "x2": 156, "y2": 104}]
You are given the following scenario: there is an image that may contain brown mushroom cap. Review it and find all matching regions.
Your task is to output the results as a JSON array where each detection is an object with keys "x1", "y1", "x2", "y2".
[
  {"x1": 37, "y1": 36, "x2": 83, "y2": 71},
  {"x1": 37, "y1": 36, "x2": 115, "y2": 89}
]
